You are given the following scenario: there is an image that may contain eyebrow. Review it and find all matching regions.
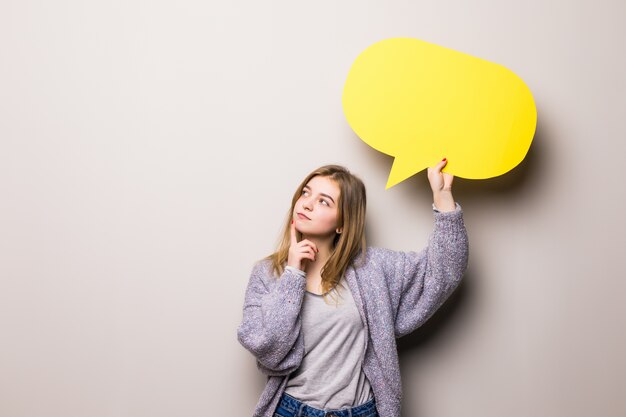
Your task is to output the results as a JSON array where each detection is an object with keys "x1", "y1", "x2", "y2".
[{"x1": 303, "y1": 185, "x2": 336, "y2": 204}]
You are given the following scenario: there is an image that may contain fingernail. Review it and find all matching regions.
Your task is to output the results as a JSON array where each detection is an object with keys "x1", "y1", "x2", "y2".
[
  {"x1": 442, "y1": 157, "x2": 447, "y2": 161},
  {"x1": 291, "y1": 220, "x2": 294, "y2": 224}
]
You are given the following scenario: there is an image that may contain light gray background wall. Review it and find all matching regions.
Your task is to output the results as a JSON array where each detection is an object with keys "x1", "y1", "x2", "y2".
[{"x1": 1, "y1": 1, "x2": 624, "y2": 416}]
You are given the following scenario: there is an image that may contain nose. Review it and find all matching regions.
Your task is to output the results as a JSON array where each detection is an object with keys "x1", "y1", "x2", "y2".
[{"x1": 302, "y1": 196, "x2": 313, "y2": 211}]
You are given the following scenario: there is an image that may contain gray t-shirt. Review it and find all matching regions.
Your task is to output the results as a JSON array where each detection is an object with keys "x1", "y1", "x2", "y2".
[{"x1": 283, "y1": 268, "x2": 374, "y2": 410}]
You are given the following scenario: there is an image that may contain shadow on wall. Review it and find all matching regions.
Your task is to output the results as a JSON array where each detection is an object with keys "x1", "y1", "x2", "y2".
[
  {"x1": 347, "y1": 114, "x2": 548, "y2": 342},
  {"x1": 347, "y1": 114, "x2": 548, "y2": 416},
  {"x1": 398, "y1": 114, "x2": 547, "y2": 351}
]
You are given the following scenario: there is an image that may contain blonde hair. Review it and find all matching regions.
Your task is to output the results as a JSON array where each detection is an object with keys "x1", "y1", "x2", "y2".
[{"x1": 264, "y1": 165, "x2": 367, "y2": 305}]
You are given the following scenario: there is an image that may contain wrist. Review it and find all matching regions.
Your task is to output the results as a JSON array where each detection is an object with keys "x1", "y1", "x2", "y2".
[
  {"x1": 433, "y1": 190, "x2": 456, "y2": 212},
  {"x1": 285, "y1": 265, "x2": 306, "y2": 277}
]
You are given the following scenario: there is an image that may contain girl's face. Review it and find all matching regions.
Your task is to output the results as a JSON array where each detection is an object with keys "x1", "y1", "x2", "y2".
[{"x1": 293, "y1": 175, "x2": 341, "y2": 238}]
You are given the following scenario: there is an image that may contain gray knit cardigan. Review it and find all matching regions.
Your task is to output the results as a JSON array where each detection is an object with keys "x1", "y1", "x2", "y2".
[{"x1": 237, "y1": 203, "x2": 469, "y2": 417}]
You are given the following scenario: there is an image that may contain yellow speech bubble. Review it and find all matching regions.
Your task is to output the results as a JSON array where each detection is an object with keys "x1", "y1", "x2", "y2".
[{"x1": 342, "y1": 38, "x2": 537, "y2": 189}]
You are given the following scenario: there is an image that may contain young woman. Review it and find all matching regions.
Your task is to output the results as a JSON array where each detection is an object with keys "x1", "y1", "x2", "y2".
[{"x1": 237, "y1": 160, "x2": 469, "y2": 417}]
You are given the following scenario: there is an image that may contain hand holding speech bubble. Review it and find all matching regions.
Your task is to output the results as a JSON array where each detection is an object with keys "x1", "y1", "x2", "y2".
[{"x1": 342, "y1": 38, "x2": 537, "y2": 189}]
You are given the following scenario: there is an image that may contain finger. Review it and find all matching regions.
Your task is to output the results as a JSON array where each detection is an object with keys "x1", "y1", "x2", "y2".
[
  {"x1": 299, "y1": 239, "x2": 319, "y2": 253},
  {"x1": 290, "y1": 220, "x2": 298, "y2": 246},
  {"x1": 434, "y1": 157, "x2": 447, "y2": 173},
  {"x1": 298, "y1": 247, "x2": 316, "y2": 261},
  {"x1": 298, "y1": 242, "x2": 313, "y2": 253}
]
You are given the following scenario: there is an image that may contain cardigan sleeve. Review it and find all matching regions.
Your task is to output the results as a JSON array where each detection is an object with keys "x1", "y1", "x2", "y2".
[
  {"x1": 393, "y1": 203, "x2": 469, "y2": 338},
  {"x1": 236, "y1": 260, "x2": 306, "y2": 376}
]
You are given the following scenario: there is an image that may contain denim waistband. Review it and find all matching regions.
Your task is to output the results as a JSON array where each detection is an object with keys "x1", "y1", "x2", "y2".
[{"x1": 275, "y1": 392, "x2": 378, "y2": 417}]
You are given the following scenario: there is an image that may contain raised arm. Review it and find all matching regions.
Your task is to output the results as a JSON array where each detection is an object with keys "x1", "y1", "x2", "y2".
[
  {"x1": 393, "y1": 204, "x2": 469, "y2": 338},
  {"x1": 393, "y1": 158, "x2": 469, "y2": 337}
]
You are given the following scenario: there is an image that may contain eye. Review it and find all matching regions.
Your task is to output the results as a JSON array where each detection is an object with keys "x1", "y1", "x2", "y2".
[{"x1": 320, "y1": 199, "x2": 329, "y2": 206}]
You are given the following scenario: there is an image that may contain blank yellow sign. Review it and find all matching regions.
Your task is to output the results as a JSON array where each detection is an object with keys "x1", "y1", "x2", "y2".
[{"x1": 342, "y1": 38, "x2": 537, "y2": 189}]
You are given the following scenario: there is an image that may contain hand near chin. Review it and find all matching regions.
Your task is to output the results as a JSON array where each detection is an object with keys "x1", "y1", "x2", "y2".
[{"x1": 287, "y1": 220, "x2": 319, "y2": 271}]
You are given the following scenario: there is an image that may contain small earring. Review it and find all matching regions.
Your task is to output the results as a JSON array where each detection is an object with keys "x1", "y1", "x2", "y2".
[{"x1": 336, "y1": 228, "x2": 342, "y2": 234}]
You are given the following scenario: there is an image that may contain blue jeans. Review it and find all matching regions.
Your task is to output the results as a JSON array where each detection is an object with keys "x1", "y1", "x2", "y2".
[{"x1": 273, "y1": 392, "x2": 379, "y2": 417}]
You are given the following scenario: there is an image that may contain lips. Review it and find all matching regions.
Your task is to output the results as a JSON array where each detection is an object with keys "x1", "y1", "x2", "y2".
[{"x1": 297, "y1": 212, "x2": 311, "y2": 220}]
